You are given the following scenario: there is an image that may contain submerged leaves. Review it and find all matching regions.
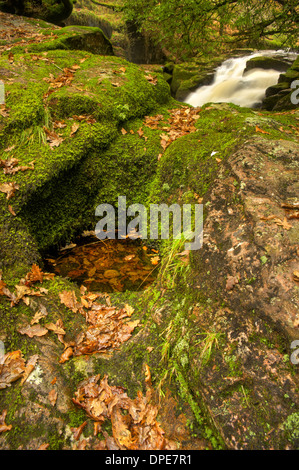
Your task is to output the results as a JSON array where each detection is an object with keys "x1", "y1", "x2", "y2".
[{"x1": 51, "y1": 238, "x2": 157, "y2": 292}]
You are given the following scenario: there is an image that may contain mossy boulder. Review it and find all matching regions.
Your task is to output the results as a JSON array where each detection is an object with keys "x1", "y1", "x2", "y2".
[
  {"x1": 169, "y1": 62, "x2": 215, "y2": 101},
  {"x1": 244, "y1": 56, "x2": 291, "y2": 74},
  {"x1": 46, "y1": 25, "x2": 114, "y2": 55},
  {"x1": 0, "y1": 0, "x2": 73, "y2": 25},
  {"x1": 147, "y1": 110, "x2": 299, "y2": 449},
  {"x1": 0, "y1": 48, "x2": 174, "y2": 275},
  {"x1": 262, "y1": 56, "x2": 299, "y2": 111},
  {"x1": 6, "y1": 25, "x2": 114, "y2": 56},
  {"x1": 64, "y1": 8, "x2": 114, "y2": 38}
]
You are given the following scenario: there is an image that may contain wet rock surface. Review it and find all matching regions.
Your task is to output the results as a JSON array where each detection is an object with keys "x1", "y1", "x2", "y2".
[
  {"x1": 189, "y1": 137, "x2": 299, "y2": 448},
  {"x1": 244, "y1": 55, "x2": 292, "y2": 73},
  {"x1": 263, "y1": 56, "x2": 299, "y2": 111},
  {"x1": 193, "y1": 136, "x2": 299, "y2": 341}
]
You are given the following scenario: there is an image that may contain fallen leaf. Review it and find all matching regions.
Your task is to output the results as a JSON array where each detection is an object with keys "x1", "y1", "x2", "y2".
[
  {"x1": 226, "y1": 275, "x2": 239, "y2": 291},
  {"x1": 255, "y1": 126, "x2": 270, "y2": 134},
  {"x1": 281, "y1": 202, "x2": 299, "y2": 210},
  {"x1": 70, "y1": 64, "x2": 80, "y2": 72},
  {"x1": 44, "y1": 322, "x2": 66, "y2": 336},
  {"x1": 276, "y1": 217, "x2": 292, "y2": 230},
  {"x1": 20, "y1": 354, "x2": 39, "y2": 385},
  {"x1": 0, "y1": 181, "x2": 19, "y2": 200},
  {"x1": 38, "y1": 443, "x2": 50, "y2": 450},
  {"x1": 25, "y1": 264, "x2": 44, "y2": 284},
  {"x1": 30, "y1": 304, "x2": 48, "y2": 324},
  {"x1": 72, "y1": 371, "x2": 174, "y2": 450},
  {"x1": 72, "y1": 421, "x2": 88, "y2": 440},
  {"x1": 0, "y1": 350, "x2": 25, "y2": 390},
  {"x1": 49, "y1": 389, "x2": 58, "y2": 406},
  {"x1": 124, "y1": 304, "x2": 134, "y2": 316},
  {"x1": 70, "y1": 122, "x2": 80, "y2": 137},
  {"x1": 261, "y1": 215, "x2": 292, "y2": 230},
  {"x1": 145, "y1": 74, "x2": 158, "y2": 85},
  {"x1": 8, "y1": 205, "x2": 16, "y2": 216},
  {"x1": 4, "y1": 145, "x2": 15, "y2": 152},
  {"x1": 0, "y1": 105, "x2": 9, "y2": 118},
  {"x1": 43, "y1": 127, "x2": 64, "y2": 148},
  {"x1": 59, "y1": 346, "x2": 74, "y2": 364},
  {"x1": 0, "y1": 410, "x2": 12, "y2": 433},
  {"x1": 0, "y1": 157, "x2": 35, "y2": 175},
  {"x1": 59, "y1": 290, "x2": 81, "y2": 313},
  {"x1": 144, "y1": 364, "x2": 151, "y2": 385},
  {"x1": 150, "y1": 256, "x2": 160, "y2": 266},
  {"x1": 17, "y1": 324, "x2": 48, "y2": 338},
  {"x1": 53, "y1": 120, "x2": 66, "y2": 129},
  {"x1": 177, "y1": 250, "x2": 190, "y2": 264}
]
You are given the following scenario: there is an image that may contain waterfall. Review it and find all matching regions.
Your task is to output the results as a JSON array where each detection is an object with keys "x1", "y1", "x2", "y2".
[{"x1": 185, "y1": 50, "x2": 297, "y2": 109}]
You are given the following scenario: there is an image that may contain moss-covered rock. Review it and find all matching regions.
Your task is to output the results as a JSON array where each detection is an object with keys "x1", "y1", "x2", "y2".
[
  {"x1": 169, "y1": 62, "x2": 215, "y2": 101},
  {"x1": 7, "y1": 25, "x2": 114, "y2": 56},
  {"x1": 0, "y1": 49, "x2": 174, "y2": 274},
  {"x1": 262, "y1": 56, "x2": 299, "y2": 111},
  {"x1": 45, "y1": 25, "x2": 114, "y2": 55},
  {"x1": 244, "y1": 56, "x2": 291, "y2": 73},
  {"x1": 0, "y1": 0, "x2": 73, "y2": 25}
]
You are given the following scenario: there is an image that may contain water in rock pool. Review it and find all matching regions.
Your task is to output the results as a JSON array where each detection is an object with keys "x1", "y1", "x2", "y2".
[
  {"x1": 185, "y1": 50, "x2": 297, "y2": 108},
  {"x1": 45, "y1": 237, "x2": 160, "y2": 292}
]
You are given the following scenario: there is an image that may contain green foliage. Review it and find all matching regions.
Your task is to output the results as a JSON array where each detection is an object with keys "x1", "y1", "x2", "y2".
[
  {"x1": 123, "y1": 0, "x2": 299, "y2": 60},
  {"x1": 158, "y1": 237, "x2": 190, "y2": 289},
  {"x1": 195, "y1": 330, "x2": 223, "y2": 368}
]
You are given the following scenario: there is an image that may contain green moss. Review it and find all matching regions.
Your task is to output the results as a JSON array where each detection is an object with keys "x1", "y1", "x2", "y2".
[
  {"x1": 67, "y1": 408, "x2": 87, "y2": 428},
  {"x1": 23, "y1": 25, "x2": 113, "y2": 56},
  {"x1": 149, "y1": 102, "x2": 299, "y2": 207},
  {"x1": 283, "y1": 413, "x2": 299, "y2": 446},
  {"x1": 149, "y1": 104, "x2": 242, "y2": 204},
  {"x1": 175, "y1": 363, "x2": 224, "y2": 449},
  {"x1": 0, "y1": 50, "x2": 175, "y2": 258}
]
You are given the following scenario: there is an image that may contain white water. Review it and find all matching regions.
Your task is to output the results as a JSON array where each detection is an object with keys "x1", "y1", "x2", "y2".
[{"x1": 185, "y1": 50, "x2": 297, "y2": 109}]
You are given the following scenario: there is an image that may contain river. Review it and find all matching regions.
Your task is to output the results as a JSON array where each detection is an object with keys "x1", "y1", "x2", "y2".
[{"x1": 185, "y1": 50, "x2": 298, "y2": 108}]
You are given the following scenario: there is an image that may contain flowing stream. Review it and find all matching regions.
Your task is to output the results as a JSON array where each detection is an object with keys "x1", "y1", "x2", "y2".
[{"x1": 185, "y1": 50, "x2": 297, "y2": 108}]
